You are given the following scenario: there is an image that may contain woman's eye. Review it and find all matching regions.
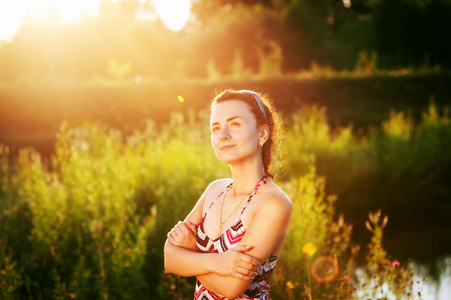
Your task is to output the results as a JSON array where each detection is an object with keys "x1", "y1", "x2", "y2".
[
  {"x1": 211, "y1": 127, "x2": 220, "y2": 133},
  {"x1": 230, "y1": 122, "x2": 240, "y2": 128}
]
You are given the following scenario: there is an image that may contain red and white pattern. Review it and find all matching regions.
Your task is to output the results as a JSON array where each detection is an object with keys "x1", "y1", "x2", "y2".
[{"x1": 194, "y1": 177, "x2": 278, "y2": 300}]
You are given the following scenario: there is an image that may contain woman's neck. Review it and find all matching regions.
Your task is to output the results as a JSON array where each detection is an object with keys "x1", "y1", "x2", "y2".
[{"x1": 229, "y1": 162, "x2": 266, "y2": 197}]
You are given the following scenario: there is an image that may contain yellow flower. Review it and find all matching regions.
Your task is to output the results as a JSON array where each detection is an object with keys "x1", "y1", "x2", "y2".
[
  {"x1": 178, "y1": 96, "x2": 184, "y2": 103},
  {"x1": 286, "y1": 281, "x2": 294, "y2": 289},
  {"x1": 302, "y1": 242, "x2": 317, "y2": 257}
]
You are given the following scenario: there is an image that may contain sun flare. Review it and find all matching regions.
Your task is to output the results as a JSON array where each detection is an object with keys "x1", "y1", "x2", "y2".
[{"x1": 153, "y1": 0, "x2": 192, "y2": 31}]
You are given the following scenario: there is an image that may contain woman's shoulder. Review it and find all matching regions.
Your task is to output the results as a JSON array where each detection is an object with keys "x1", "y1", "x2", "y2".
[
  {"x1": 242, "y1": 181, "x2": 291, "y2": 234},
  {"x1": 206, "y1": 178, "x2": 232, "y2": 190},
  {"x1": 209, "y1": 178, "x2": 233, "y2": 187},
  {"x1": 259, "y1": 182, "x2": 292, "y2": 213},
  {"x1": 202, "y1": 178, "x2": 233, "y2": 200}
]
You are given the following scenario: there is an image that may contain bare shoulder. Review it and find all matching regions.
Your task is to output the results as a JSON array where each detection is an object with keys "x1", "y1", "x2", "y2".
[
  {"x1": 260, "y1": 182, "x2": 292, "y2": 213},
  {"x1": 185, "y1": 178, "x2": 232, "y2": 224},
  {"x1": 201, "y1": 178, "x2": 233, "y2": 206},
  {"x1": 204, "y1": 178, "x2": 232, "y2": 195},
  {"x1": 245, "y1": 182, "x2": 292, "y2": 223},
  {"x1": 240, "y1": 181, "x2": 292, "y2": 255}
]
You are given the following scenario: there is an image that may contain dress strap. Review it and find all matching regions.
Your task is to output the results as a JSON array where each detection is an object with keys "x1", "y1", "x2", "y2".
[
  {"x1": 202, "y1": 181, "x2": 233, "y2": 220},
  {"x1": 239, "y1": 175, "x2": 267, "y2": 215}
]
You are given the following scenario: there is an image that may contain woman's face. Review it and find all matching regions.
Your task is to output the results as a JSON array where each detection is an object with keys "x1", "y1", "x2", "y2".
[{"x1": 210, "y1": 100, "x2": 262, "y2": 165}]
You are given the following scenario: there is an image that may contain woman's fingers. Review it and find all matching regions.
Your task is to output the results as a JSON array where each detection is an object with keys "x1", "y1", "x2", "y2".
[
  {"x1": 167, "y1": 229, "x2": 179, "y2": 244},
  {"x1": 167, "y1": 221, "x2": 198, "y2": 250},
  {"x1": 175, "y1": 222, "x2": 191, "y2": 235},
  {"x1": 234, "y1": 245, "x2": 253, "y2": 253},
  {"x1": 185, "y1": 221, "x2": 197, "y2": 234},
  {"x1": 239, "y1": 258, "x2": 259, "y2": 274},
  {"x1": 167, "y1": 232, "x2": 175, "y2": 244},
  {"x1": 168, "y1": 221, "x2": 187, "y2": 237},
  {"x1": 167, "y1": 222, "x2": 184, "y2": 244},
  {"x1": 233, "y1": 246, "x2": 260, "y2": 267},
  {"x1": 214, "y1": 246, "x2": 261, "y2": 278},
  {"x1": 234, "y1": 245, "x2": 260, "y2": 266},
  {"x1": 230, "y1": 266, "x2": 259, "y2": 280}
]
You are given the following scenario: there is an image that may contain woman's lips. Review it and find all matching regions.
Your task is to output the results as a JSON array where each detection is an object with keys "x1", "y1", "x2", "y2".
[{"x1": 220, "y1": 145, "x2": 235, "y2": 151}]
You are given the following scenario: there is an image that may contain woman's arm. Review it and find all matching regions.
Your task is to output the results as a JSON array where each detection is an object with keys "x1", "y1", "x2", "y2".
[
  {"x1": 165, "y1": 220, "x2": 260, "y2": 279},
  {"x1": 164, "y1": 183, "x2": 207, "y2": 275},
  {"x1": 197, "y1": 191, "x2": 292, "y2": 299},
  {"x1": 164, "y1": 180, "x2": 260, "y2": 279},
  {"x1": 164, "y1": 241, "x2": 259, "y2": 279}
]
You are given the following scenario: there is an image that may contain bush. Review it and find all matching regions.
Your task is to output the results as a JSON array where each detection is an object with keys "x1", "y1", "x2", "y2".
[{"x1": 1, "y1": 102, "x2": 449, "y2": 299}]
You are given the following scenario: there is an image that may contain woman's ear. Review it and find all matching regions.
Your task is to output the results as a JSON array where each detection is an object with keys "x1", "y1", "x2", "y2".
[{"x1": 259, "y1": 124, "x2": 270, "y2": 145}]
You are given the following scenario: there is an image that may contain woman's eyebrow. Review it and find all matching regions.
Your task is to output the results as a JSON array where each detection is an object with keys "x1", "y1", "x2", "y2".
[{"x1": 210, "y1": 116, "x2": 241, "y2": 126}]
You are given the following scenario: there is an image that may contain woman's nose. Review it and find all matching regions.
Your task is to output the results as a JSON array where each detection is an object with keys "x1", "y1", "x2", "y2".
[{"x1": 219, "y1": 127, "x2": 230, "y2": 141}]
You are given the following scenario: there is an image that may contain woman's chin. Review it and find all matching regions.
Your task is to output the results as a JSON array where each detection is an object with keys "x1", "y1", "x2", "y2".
[{"x1": 216, "y1": 153, "x2": 239, "y2": 165}]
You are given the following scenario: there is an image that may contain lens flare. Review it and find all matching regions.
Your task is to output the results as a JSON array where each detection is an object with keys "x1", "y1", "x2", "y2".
[{"x1": 311, "y1": 255, "x2": 339, "y2": 283}]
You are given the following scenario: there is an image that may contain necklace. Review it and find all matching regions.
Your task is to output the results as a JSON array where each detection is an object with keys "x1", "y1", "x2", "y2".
[{"x1": 218, "y1": 186, "x2": 248, "y2": 233}]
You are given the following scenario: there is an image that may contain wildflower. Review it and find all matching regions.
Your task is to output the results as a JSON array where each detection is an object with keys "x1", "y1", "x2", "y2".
[
  {"x1": 286, "y1": 281, "x2": 294, "y2": 289},
  {"x1": 170, "y1": 284, "x2": 176, "y2": 290},
  {"x1": 302, "y1": 243, "x2": 317, "y2": 257},
  {"x1": 392, "y1": 261, "x2": 400, "y2": 267}
]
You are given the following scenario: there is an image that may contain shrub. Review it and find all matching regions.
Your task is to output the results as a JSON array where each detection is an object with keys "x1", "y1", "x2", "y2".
[{"x1": 1, "y1": 102, "x2": 449, "y2": 299}]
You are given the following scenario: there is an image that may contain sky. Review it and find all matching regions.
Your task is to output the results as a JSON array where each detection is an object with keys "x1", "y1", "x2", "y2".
[{"x1": 0, "y1": 0, "x2": 192, "y2": 41}]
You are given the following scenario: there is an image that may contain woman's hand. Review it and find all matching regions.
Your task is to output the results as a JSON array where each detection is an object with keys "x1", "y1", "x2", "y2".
[
  {"x1": 167, "y1": 221, "x2": 198, "y2": 251},
  {"x1": 212, "y1": 245, "x2": 260, "y2": 280}
]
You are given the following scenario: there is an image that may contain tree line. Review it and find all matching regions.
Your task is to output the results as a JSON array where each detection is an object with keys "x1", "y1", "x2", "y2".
[{"x1": 0, "y1": 0, "x2": 450, "y2": 82}]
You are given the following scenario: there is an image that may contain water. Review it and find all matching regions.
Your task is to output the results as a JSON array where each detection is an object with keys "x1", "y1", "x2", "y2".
[
  {"x1": 354, "y1": 256, "x2": 451, "y2": 300},
  {"x1": 412, "y1": 256, "x2": 451, "y2": 300}
]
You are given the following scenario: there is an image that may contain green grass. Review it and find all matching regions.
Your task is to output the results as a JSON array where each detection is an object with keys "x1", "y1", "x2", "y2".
[{"x1": 1, "y1": 101, "x2": 450, "y2": 299}]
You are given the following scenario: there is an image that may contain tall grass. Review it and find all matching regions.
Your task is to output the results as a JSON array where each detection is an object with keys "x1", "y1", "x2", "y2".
[{"x1": 0, "y1": 102, "x2": 450, "y2": 299}]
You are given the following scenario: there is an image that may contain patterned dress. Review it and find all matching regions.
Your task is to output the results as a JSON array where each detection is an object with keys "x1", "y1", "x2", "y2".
[{"x1": 195, "y1": 177, "x2": 278, "y2": 300}]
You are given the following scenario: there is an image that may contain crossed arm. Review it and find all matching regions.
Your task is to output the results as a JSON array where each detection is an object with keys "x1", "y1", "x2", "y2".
[{"x1": 164, "y1": 185, "x2": 292, "y2": 299}]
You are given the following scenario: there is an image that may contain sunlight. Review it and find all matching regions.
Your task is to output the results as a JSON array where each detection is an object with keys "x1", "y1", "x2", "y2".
[
  {"x1": 0, "y1": 1, "x2": 27, "y2": 41},
  {"x1": 26, "y1": 0, "x2": 100, "y2": 23},
  {"x1": 153, "y1": 0, "x2": 192, "y2": 31},
  {"x1": 0, "y1": 0, "x2": 100, "y2": 41},
  {"x1": 0, "y1": 0, "x2": 192, "y2": 41}
]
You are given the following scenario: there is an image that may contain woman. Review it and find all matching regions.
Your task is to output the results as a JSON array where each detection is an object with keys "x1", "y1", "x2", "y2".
[{"x1": 164, "y1": 89, "x2": 292, "y2": 299}]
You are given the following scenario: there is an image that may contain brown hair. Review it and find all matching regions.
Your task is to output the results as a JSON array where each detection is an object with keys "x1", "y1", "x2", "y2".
[{"x1": 210, "y1": 89, "x2": 282, "y2": 178}]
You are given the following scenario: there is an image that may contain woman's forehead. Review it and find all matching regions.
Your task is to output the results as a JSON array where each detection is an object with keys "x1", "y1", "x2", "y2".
[{"x1": 210, "y1": 100, "x2": 253, "y2": 122}]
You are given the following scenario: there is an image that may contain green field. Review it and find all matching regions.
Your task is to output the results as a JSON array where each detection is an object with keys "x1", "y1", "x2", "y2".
[{"x1": 1, "y1": 74, "x2": 450, "y2": 299}]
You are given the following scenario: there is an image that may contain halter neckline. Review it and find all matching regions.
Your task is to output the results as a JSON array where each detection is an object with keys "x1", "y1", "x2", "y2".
[{"x1": 204, "y1": 175, "x2": 267, "y2": 221}]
